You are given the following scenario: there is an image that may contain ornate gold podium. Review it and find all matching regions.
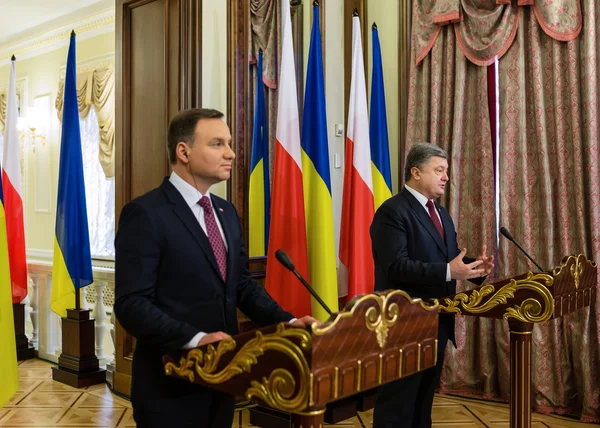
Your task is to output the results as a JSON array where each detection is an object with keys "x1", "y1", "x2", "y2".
[
  {"x1": 439, "y1": 254, "x2": 597, "y2": 428},
  {"x1": 162, "y1": 290, "x2": 439, "y2": 427}
]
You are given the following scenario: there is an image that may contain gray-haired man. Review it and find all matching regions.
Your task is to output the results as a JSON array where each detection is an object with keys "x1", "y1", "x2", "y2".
[{"x1": 370, "y1": 143, "x2": 494, "y2": 428}]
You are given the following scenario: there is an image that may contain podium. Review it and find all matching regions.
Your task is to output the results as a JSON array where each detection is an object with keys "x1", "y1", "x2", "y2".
[
  {"x1": 163, "y1": 290, "x2": 439, "y2": 426},
  {"x1": 439, "y1": 254, "x2": 597, "y2": 428}
]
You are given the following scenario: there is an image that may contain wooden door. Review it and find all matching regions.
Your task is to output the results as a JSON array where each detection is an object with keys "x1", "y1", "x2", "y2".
[{"x1": 114, "y1": 0, "x2": 202, "y2": 397}]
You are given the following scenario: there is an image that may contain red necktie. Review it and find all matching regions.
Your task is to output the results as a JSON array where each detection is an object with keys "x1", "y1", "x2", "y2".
[
  {"x1": 426, "y1": 200, "x2": 445, "y2": 241},
  {"x1": 199, "y1": 197, "x2": 227, "y2": 281}
]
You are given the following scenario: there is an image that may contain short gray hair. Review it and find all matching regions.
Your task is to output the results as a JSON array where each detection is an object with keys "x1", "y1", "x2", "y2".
[{"x1": 404, "y1": 142, "x2": 449, "y2": 182}]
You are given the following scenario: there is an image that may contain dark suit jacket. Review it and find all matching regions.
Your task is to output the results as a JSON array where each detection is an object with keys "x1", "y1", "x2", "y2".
[
  {"x1": 114, "y1": 178, "x2": 293, "y2": 409},
  {"x1": 370, "y1": 187, "x2": 483, "y2": 345}
]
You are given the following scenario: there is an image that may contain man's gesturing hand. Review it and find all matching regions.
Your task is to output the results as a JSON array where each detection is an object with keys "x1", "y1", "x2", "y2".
[
  {"x1": 450, "y1": 248, "x2": 485, "y2": 280},
  {"x1": 477, "y1": 244, "x2": 495, "y2": 276}
]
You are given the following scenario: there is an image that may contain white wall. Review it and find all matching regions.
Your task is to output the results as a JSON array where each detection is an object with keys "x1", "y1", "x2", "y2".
[{"x1": 0, "y1": 31, "x2": 115, "y2": 258}]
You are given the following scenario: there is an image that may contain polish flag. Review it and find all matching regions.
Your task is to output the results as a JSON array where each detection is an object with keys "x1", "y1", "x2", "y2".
[
  {"x1": 264, "y1": 0, "x2": 311, "y2": 316},
  {"x1": 338, "y1": 15, "x2": 374, "y2": 301},
  {"x1": 2, "y1": 58, "x2": 27, "y2": 304}
]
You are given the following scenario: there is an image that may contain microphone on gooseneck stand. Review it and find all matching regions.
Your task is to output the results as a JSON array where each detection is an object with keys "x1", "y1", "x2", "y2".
[
  {"x1": 499, "y1": 227, "x2": 545, "y2": 272},
  {"x1": 275, "y1": 249, "x2": 334, "y2": 316}
]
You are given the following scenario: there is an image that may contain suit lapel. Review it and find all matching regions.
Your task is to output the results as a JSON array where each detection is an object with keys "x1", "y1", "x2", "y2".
[
  {"x1": 161, "y1": 179, "x2": 223, "y2": 281},
  {"x1": 402, "y1": 189, "x2": 448, "y2": 257},
  {"x1": 439, "y1": 204, "x2": 454, "y2": 254}
]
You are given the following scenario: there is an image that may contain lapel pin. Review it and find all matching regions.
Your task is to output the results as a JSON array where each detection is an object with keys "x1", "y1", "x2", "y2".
[{"x1": 218, "y1": 208, "x2": 224, "y2": 212}]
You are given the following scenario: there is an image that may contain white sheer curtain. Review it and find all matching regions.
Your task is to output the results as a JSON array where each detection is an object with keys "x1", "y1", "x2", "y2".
[{"x1": 80, "y1": 108, "x2": 115, "y2": 258}]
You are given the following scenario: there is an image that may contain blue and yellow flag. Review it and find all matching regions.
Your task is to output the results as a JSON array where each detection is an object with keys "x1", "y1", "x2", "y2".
[
  {"x1": 301, "y1": 5, "x2": 338, "y2": 320},
  {"x1": 0, "y1": 168, "x2": 19, "y2": 407},
  {"x1": 51, "y1": 32, "x2": 93, "y2": 318},
  {"x1": 370, "y1": 24, "x2": 392, "y2": 210},
  {"x1": 249, "y1": 52, "x2": 270, "y2": 257}
]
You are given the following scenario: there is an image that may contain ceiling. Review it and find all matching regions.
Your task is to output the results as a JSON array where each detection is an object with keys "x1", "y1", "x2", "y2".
[{"x1": 0, "y1": 0, "x2": 113, "y2": 46}]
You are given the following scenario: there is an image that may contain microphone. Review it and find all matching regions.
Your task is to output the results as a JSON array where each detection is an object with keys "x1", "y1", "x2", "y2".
[
  {"x1": 275, "y1": 249, "x2": 334, "y2": 316},
  {"x1": 499, "y1": 227, "x2": 544, "y2": 272}
]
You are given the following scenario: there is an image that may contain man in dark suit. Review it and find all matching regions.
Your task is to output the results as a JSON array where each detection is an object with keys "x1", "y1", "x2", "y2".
[
  {"x1": 370, "y1": 142, "x2": 494, "y2": 428},
  {"x1": 114, "y1": 108, "x2": 317, "y2": 428}
]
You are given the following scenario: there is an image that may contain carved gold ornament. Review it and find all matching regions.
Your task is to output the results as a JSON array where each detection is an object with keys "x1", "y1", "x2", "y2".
[
  {"x1": 503, "y1": 273, "x2": 555, "y2": 323},
  {"x1": 552, "y1": 254, "x2": 596, "y2": 291},
  {"x1": 440, "y1": 273, "x2": 555, "y2": 323},
  {"x1": 552, "y1": 254, "x2": 597, "y2": 280},
  {"x1": 164, "y1": 323, "x2": 312, "y2": 413},
  {"x1": 571, "y1": 258, "x2": 584, "y2": 290},
  {"x1": 441, "y1": 284, "x2": 510, "y2": 315},
  {"x1": 313, "y1": 290, "x2": 438, "y2": 348},
  {"x1": 365, "y1": 298, "x2": 399, "y2": 349}
]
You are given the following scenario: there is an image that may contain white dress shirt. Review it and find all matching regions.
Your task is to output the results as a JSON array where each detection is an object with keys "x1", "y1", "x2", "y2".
[{"x1": 404, "y1": 185, "x2": 451, "y2": 282}]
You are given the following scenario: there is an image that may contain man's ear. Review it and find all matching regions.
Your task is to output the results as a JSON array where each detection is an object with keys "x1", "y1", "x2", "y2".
[
  {"x1": 411, "y1": 166, "x2": 420, "y2": 180},
  {"x1": 176, "y1": 142, "x2": 189, "y2": 162}
]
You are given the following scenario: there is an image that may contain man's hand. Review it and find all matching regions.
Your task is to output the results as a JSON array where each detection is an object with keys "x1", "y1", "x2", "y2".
[
  {"x1": 197, "y1": 331, "x2": 231, "y2": 347},
  {"x1": 449, "y1": 248, "x2": 485, "y2": 280},
  {"x1": 290, "y1": 316, "x2": 323, "y2": 328},
  {"x1": 477, "y1": 244, "x2": 495, "y2": 276}
]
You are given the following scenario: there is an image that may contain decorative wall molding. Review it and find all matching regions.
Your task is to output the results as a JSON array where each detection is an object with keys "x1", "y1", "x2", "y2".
[
  {"x1": 33, "y1": 94, "x2": 53, "y2": 214},
  {"x1": 27, "y1": 248, "x2": 53, "y2": 261},
  {"x1": 0, "y1": 9, "x2": 115, "y2": 68},
  {"x1": 0, "y1": 76, "x2": 29, "y2": 230},
  {"x1": 27, "y1": 248, "x2": 115, "y2": 269},
  {"x1": 0, "y1": 76, "x2": 28, "y2": 98}
]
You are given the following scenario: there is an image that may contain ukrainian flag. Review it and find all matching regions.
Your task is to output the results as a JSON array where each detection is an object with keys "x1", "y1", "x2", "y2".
[
  {"x1": 51, "y1": 32, "x2": 93, "y2": 318},
  {"x1": 301, "y1": 5, "x2": 338, "y2": 321},
  {"x1": 0, "y1": 168, "x2": 19, "y2": 407},
  {"x1": 370, "y1": 23, "x2": 392, "y2": 210},
  {"x1": 249, "y1": 52, "x2": 270, "y2": 257}
]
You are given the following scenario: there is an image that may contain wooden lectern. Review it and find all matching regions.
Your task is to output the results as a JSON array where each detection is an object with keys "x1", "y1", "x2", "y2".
[
  {"x1": 439, "y1": 254, "x2": 597, "y2": 428},
  {"x1": 163, "y1": 290, "x2": 439, "y2": 427}
]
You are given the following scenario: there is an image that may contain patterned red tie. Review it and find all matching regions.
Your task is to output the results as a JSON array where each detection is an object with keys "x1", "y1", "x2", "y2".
[
  {"x1": 426, "y1": 200, "x2": 445, "y2": 241},
  {"x1": 199, "y1": 196, "x2": 227, "y2": 281}
]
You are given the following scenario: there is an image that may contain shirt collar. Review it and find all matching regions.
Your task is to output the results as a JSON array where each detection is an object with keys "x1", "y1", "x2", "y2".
[
  {"x1": 169, "y1": 171, "x2": 211, "y2": 209},
  {"x1": 404, "y1": 184, "x2": 432, "y2": 208}
]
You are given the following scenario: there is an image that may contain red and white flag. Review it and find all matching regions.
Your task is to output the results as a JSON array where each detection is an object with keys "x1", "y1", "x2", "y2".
[
  {"x1": 264, "y1": 0, "x2": 311, "y2": 316},
  {"x1": 2, "y1": 58, "x2": 27, "y2": 304},
  {"x1": 338, "y1": 15, "x2": 374, "y2": 301}
]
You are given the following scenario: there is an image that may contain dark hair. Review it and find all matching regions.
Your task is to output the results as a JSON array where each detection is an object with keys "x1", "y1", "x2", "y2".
[
  {"x1": 167, "y1": 108, "x2": 225, "y2": 164},
  {"x1": 404, "y1": 142, "x2": 449, "y2": 182}
]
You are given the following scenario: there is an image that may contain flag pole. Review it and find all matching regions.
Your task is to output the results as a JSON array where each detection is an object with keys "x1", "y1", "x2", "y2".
[{"x1": 5, "y1": 53, "x2": 34, "y2": 361}]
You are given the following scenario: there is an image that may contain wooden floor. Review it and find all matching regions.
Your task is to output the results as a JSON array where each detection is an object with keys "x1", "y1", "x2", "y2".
[{"x1": 0, "y1": 359, "x2": 596, "y2": 427}]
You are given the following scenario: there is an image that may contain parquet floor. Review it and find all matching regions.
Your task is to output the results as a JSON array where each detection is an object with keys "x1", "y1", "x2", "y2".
[{"x1": 0, "y1": 359, "x2": 595, "y2": 427}]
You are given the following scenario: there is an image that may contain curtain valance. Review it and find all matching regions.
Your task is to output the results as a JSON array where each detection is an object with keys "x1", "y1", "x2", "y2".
[
  {"x1": 55, "y1": 67, "x2": 115, "y2": 178},
  {"x1": 414, "y1": 0, "x2": 582, "y2": 66}
]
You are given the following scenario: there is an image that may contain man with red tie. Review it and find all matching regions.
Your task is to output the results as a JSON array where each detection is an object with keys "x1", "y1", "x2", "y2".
[
  {"x1": 370, "y1": 142, "x2": 494, "y2": 428},
  {"x1": 114, "y1": 108, "x2": 317, "y2": 428}
]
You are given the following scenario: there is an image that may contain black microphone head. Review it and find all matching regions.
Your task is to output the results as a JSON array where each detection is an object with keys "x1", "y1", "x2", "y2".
[
  {"x1": 499, "y1": 227, "x2": 514, "y2": 241},
  {"x1": 275, "y1": 249, "x2": 295, "y2": 271}
]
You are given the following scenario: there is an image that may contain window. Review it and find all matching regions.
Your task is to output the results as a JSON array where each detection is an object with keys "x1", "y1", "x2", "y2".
[{"x1": 80, "y1": 108, "x2": 115, "y2": 258}]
